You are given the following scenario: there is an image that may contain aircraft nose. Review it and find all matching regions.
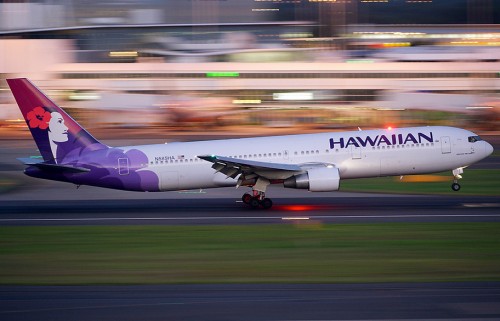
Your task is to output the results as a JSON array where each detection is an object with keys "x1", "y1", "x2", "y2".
[{"x1": 485, "y1": 141, "x2": 494, "y2": 157}]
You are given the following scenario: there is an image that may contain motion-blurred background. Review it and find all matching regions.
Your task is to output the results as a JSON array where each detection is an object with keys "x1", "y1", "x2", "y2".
[
  {"x1": 0, "y1": 0, "x2": 498, "y2": 137},
  {"x1": 1, "y1": 3, "x2": 500, "y2": 307}
]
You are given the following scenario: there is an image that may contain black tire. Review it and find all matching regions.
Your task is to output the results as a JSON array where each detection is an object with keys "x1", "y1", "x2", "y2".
[
  {"x1": 451, "y1": 183, "x2": 461, "y2": 191},
  {"x1": 249, "y1": 198, "x2": 261, "y2": 209},
  {"x1": 242, "y1": 193, "x2": 252, "y2": 204},
  {"x1": 260, "y1": 198, "x2": 273, "y2": 209}
]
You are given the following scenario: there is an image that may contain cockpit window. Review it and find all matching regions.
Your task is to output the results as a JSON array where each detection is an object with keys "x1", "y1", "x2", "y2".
[{"x1": 468, "y1": 136, "x2": 482, "y2": 143}]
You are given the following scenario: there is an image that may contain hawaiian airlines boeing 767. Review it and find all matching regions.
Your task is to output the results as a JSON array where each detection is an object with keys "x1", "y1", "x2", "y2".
[{"x1": 7, "y1": 78, "x2": 494, "y2": 209}]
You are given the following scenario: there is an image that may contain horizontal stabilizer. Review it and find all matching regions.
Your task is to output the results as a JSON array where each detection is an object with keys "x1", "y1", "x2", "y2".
[{"x1": 17, "y1": 158, "x2": 90, "y2": 173}]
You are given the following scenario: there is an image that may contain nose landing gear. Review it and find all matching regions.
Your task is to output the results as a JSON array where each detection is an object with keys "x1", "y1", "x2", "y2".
[{"x1": 451, "y1": 167, "x2": 464, "y2": 191}]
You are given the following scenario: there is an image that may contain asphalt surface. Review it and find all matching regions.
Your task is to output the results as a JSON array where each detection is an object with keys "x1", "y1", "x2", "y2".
[
  {"x1": 0, "y1": 195, "x2": 499, "y2": 226},
  {"x1": 1, "y1": 283, "x2": 500, "y2": 321}
]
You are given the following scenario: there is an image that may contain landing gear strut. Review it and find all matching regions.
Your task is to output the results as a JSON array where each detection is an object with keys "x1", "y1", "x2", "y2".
[
  {"x1": 451, "y1": 167, "x2": 463, "y2": 192},
  {"x1": 241, "y1": 177, "x2": 273, "y2": 209}
]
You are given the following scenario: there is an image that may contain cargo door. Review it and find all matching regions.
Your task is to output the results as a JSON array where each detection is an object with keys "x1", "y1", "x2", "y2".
[
  {"x1": 118, "y1": 158, "x2": 129, "y2": 175},
  {"x1": 160, "y1": 171, "x2": 179, "y2": 190}
]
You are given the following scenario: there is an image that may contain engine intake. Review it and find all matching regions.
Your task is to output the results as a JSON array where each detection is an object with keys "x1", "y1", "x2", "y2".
[{"x1": 284, "y1": 166, "x2": 340, "y2": 192}]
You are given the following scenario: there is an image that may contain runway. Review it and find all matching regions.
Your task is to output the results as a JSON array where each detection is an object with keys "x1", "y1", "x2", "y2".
[
  {"x1": 0, "y1": 195, "x2": 499, "y2": 226},
  {"x1": 1, "y1": 283, "x2": 500, "y2": 321}
]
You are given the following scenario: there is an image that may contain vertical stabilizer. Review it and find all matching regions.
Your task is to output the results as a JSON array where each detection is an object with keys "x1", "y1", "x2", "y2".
[{"x1": 7, "y1": 78, "x2": 107, "y2": 164}]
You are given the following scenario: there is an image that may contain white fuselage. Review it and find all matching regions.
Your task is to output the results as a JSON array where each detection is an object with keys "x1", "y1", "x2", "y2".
[{"x1": 118, "y1": 126, "x2": 492, "y2": 192}]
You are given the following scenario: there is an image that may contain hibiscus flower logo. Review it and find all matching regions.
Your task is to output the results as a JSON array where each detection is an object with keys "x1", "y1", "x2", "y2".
[{"x1": 27, "y1": 106, "x2": 51, "y2": 130}]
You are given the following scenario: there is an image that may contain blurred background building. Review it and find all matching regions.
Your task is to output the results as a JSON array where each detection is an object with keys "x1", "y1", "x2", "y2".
[{"x1": 0, "y1": 0, "x2": 498, "y2": 135}]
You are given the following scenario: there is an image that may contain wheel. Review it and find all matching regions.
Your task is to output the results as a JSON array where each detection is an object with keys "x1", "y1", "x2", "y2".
[
  {"x1": 242, "y1": 193, "x2": 252, "y2": 204},
  {"x1": 451, "y1": 183, "x2": 461, "y2": 191},
  {"x1": 249, "y1": 198, "x2": 261, "y2": 209},
  {"x1": 260, "y1": 198, "x2": 273, "y2": 209}
]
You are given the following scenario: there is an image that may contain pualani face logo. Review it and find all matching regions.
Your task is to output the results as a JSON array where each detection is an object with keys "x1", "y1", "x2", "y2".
[
  {"x1": 329, "y1": 132, "x2": 434, "y2": 149},
  {"x1": 27, "y1": 106, "x2": 69, "y2": 163}
]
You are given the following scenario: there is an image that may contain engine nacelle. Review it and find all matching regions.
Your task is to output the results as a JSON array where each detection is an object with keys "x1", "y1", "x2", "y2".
[{"x1": 283, "y1": 166, "x2": 340, "y2": 192}]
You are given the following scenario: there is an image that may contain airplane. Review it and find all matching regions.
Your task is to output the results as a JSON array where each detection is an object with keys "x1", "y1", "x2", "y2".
[{"x1": 7, "y1": 78, "x2": 494, "y2": 209}]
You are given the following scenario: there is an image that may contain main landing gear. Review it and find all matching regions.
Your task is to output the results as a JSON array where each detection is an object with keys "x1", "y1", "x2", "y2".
[
  {"x1": 241, "y1": 177, "x2": 273, "y2": 209},
  {"x1": 451, "y1": 167, "x2": 463, "y2": 192},
  {"x1": 242, "y1": 191, "x2": 273, "y2": 209}
]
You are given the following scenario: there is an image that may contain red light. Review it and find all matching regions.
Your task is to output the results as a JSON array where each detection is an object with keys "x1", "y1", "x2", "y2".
[
  {"x1": 387, "y1": 126, "x2": 393, "y2": 130},
  {"x1": 274, "y1": 204, "x2": 332, "y2": 212}
]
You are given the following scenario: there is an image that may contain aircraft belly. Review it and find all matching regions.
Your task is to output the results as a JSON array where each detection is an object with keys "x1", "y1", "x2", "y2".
[
  {"x1": 340, "y1": 161, "x2": 378, "y2": 179},
  {"x1": 380, "y1": 158, "x2": 408, "y2": 176},
  {"x1": 378, "y1": 150, "x2": 466, "y2": 176},
  {"x1": 340, "y1": 148, "x2": 457, "y2": 179},
  {"x1": 158, "y1": 165, "x2": 225, "y2": 191},
  {"x1": 159, "y1": 170, "x2": 179, "y2": 191}
]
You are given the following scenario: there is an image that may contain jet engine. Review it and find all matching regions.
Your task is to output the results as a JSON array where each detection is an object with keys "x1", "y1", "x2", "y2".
[{"x1": 283, "y1": 166, "x2": 340, "y2": 192}]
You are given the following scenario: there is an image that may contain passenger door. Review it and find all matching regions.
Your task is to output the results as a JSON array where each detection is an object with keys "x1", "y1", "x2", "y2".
[{"x1": 441, "y1": 136, "x2": 451, "y2": 154}]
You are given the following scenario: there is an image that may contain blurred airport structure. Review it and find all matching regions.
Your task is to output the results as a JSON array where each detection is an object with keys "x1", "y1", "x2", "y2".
[{"x1": 0, "y1": 0, "x2": 499, "y2": 134}]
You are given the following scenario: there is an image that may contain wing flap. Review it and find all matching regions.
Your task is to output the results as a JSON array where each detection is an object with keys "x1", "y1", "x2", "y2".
[
  {"x1": 198, "y1": 155, "x2": 302, "y2": 172},
  {"x1": 198, "y1": 155, "x2": 303, "y2": 181}
]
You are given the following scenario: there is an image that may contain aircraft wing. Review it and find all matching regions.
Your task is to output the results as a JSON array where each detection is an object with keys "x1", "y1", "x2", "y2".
[{"x1": 197, "y1": 155, "x2": 302, "y2": 180}]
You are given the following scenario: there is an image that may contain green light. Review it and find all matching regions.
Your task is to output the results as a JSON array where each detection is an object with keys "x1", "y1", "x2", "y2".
[{"x1": 206, "y1": 72, "x2": 240, "y2": 78}]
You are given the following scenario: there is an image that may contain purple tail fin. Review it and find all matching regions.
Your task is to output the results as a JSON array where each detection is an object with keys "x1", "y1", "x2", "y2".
[{"x1": 7, "y1": 78, "x2": 107, "y2": 164}]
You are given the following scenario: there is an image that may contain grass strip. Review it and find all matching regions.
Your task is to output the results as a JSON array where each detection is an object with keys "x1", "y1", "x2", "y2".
[
  {"x1": 1, "y1": 223, "x2": 500, "y2": 285},
  {"x1": 341, "y1": 169, "x2": 500, "y2": 195}
]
